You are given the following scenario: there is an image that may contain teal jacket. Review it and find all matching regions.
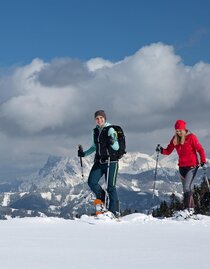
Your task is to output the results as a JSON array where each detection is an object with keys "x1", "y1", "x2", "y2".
[{"x1": 84, "y1": 122, "x2": 119, "y2": 157}]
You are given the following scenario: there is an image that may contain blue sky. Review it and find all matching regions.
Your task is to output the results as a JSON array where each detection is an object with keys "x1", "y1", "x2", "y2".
[{"x1": 0, "y1": 0, "x2": 210, "y2": 66}]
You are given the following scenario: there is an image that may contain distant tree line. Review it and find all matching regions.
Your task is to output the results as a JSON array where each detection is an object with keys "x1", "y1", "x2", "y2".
[{"x1": 152, "y1": 177, "x2": 210, "y2": 218}]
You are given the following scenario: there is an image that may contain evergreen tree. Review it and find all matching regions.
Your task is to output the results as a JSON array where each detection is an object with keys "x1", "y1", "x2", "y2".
[
  {"x1": 121, "y1": 208, "x2": 132, "y2": 216},
  {"x1": 160, "y1": 201, "x2": 171, "y2": 217},
  {"x1": 194, "y1": 178, "x2": 210, "y2": 215},
  {"x1": 153, "y1": 178, "x2": 210, "y2": 218},
  {"x1": 169, "y1": 193, "x2": 183, "y2": 215},
  {"x1": 152, "y1": 201, "x2": 170, "y2": 218}
]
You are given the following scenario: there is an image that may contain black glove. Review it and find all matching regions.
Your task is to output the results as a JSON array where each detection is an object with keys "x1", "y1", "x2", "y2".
[
  {"x1": 201, "y1": 163, "x2": 207, "y2": 171},
  {"x1": 107, "y1": 135, "x2": 114, "y2": 146},
  {"x1": 78, "y1": 145, "x2": 85, "y2": 157},
  {"x1": 156, "y1": 144, "x2": 163, "y2": 153}
]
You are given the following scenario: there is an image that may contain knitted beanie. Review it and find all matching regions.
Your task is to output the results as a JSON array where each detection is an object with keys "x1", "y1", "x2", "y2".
[
  {"x1": 174, "y1": 119, "x2": 187, "y2": 130},
  {"x1": 94, "y1": 110, "x2": 106, "y2": 120}
]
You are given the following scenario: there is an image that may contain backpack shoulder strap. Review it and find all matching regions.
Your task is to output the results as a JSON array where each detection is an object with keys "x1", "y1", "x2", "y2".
[{"x1": 105, "y1": 125, "x2": 118, "y2": 132}]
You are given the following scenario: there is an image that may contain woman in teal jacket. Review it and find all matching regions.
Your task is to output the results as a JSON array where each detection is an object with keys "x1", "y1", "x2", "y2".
[{"x1": 78, "y1": 110, "x2": 120, "y2": 217}]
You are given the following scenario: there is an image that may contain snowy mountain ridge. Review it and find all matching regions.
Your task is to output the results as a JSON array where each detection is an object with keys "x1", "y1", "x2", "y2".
[
  {"x1": 119, "y1": 151, "x2": 179, "y2": 173},
  {"x1": 21, "y1": 151, "x2": 180, "y2": 190},
  {"x1": 0, "y1": 151, "x2": 209, "y2": 219},
  {"x1": 23, "y1": 150, "x2": 210, "y2": 190}
]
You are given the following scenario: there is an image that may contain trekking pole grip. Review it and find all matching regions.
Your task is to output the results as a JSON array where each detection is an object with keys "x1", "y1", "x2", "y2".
[{"x1": 78, "y1": 144, "x2": 84, "y2": 177}]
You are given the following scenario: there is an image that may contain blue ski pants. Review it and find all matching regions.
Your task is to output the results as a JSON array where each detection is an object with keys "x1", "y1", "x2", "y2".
[{"x1": 88, "y1": 161, "x2": 119, "y2": 215}]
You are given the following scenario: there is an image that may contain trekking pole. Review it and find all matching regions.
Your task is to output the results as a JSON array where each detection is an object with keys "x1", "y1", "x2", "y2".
[
  {"x1": 153, "y1": 149, "x2": 160, "y2": 199},
  {"x1": 105, "y1": 156, "x2": 111, "y2": 209},
  {"x1": 149, "y1": 145, "x2": 160, "y2": 214},
  {"x1": 78, "y1": 145, "x2": 87, "y2": 214}
]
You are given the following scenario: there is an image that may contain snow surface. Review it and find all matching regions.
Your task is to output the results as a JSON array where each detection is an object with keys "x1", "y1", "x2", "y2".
[{"x1": 1, "y1": 213, "x2": 210, "y2": 269}]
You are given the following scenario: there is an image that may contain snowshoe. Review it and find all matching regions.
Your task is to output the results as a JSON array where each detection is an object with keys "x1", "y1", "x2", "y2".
[
  {"x1": 96, "y1": 210, "x2": 116, "y2": 220},
  {"x1": 172, "y1": 209, "x2": 199, "y2": 220},
  {"x1": 93, "y1": 199, "x2": 107, "y2": 215},
  {"x1": 92, "y1": 199, "x2": 121, "y2": 222}
]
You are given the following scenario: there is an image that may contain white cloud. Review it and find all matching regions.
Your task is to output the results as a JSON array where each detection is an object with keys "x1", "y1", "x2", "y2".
[
  {"x1": 0, "y1": 43, "x2": 210, "y2": 177},
  {"x1": 86, "y1": 57, "x2": 114, "y2": 71}
]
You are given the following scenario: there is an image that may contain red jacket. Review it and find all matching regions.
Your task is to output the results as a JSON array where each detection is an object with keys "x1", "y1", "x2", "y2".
[{"x1": 162, "y1": 133, "x2": 206, "y2": 167}]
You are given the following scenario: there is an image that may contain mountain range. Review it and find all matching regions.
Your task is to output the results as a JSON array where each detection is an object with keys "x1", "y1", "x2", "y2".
[{"x1": 0, "y1": 152, "x2": 209, "y2": 219}]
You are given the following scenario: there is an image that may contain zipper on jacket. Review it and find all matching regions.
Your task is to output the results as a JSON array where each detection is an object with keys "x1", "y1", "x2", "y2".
[{"x1": 98, "y1": 129, "x2": 102, "y2": 157}]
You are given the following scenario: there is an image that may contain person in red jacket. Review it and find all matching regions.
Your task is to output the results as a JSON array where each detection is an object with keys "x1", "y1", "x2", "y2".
[{"x1": 156, "y1": 119, "x2": 207, "y2": 212}]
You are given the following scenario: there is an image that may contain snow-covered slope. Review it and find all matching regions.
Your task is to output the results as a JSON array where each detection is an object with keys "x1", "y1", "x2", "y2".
[{"x1": 1, "y1": 214, "x2": 210, "y2": 269}]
